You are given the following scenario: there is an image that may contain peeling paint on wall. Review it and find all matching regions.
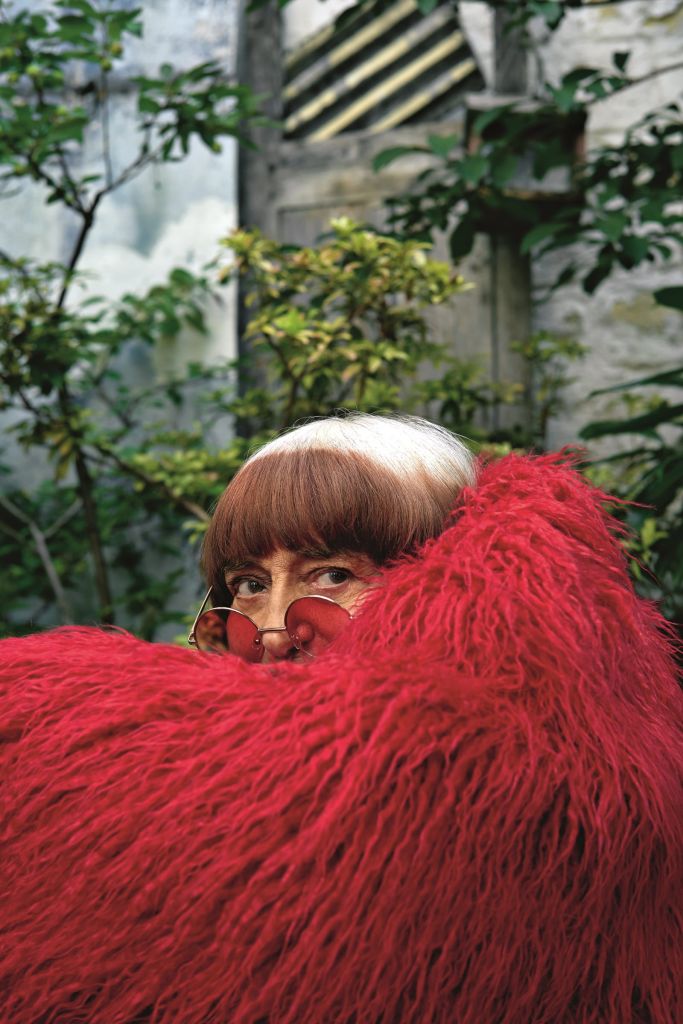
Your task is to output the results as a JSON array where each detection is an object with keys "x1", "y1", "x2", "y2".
[
  {"x1": 645, "y1": 0, "x2": 683, "y2": 28},
  {"x1": 610, "y1": 294, "x2": 669, "y2": 331}
]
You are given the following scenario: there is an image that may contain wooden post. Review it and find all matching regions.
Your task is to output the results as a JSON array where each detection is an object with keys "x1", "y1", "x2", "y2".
[
  {"x1": 237, "y1": 4, "x2": 282, "y2": 237},
  {"x1": 489, "y1": 8, "x2": 532, "y2": 437},
  {"x1": 236, "y1": 3, "x2": 283, "y2": 404},
  {"x1": 494, "y1": 8, "x2": 528, "y2": 94}
]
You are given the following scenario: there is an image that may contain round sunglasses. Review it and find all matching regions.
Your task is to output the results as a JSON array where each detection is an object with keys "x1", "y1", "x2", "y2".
[{"x1": 188, "y1": 589, "x2": 351, "y2": 661}]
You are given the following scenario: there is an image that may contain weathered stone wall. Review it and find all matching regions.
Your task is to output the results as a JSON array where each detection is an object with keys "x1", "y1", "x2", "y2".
[
  {"x1": 285, "y1": 0, "x2": 683, "y2": 449},
  {"x1": 451, "y1": 0, "x2": 683, "y2": 448}
]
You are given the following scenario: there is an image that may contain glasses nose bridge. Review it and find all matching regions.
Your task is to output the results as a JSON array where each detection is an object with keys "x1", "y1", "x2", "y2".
[{"x1": 256, "y1": 624, "x2": 289, "y2": 637}]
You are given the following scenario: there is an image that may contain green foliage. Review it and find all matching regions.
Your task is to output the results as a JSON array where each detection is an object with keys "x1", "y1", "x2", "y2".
[
  {"x1": 413, "y1": 360, "x2": 521, "y2": 440},
  {"x1": 580, "y1": 357, "x2": 683, "y2": 625},
  {"x1": 377, "y1": 69, "x2": 682, "y2": 294},
  {"x1": 511, "y1": 332, "x2": 587, "y2": 448},
  {"x1": 0, "y1": 0, "x2": 262, "y2": 209},
  {"x1": 0, "y1": 252, "x2": 242, "y2": 634},
  {"x1": 0, "y1": 0, "x2": 269, "y2": 637},
  {"x1": 576, "y1": 221, "x2": 683, "y2": 626},
  {"x1": 220, "y1": 218, "x2": 471, "y2": 429},
  {"x1": 371, "y1": 7, "x2": 682, "y2": 619},
  {"x1": 3, "y1": 0, "x2": 680, "y2": 636}
]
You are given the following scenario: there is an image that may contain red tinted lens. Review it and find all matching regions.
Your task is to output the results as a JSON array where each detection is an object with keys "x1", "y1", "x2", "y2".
[
  {"x1": 194, "y1": 608, "x2": 230, "y2": 653},
  {"x1": 285, "y1": 596, "x2": 350, "y2": 657},
  {"x1": 225, "y1": 610, "x2": 263, "y2": 662},
  {"x1": 195, "y1": 608, "x2": 263, "y2": 662}
]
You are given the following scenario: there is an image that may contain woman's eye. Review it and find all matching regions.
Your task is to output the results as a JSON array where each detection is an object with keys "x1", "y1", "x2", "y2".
[
  {"x1": 315, "y1": 568, "x2": 351, "y2": 588},
  {"x1": 231, "y1": 578, "x2": 266, "y2": 597}
]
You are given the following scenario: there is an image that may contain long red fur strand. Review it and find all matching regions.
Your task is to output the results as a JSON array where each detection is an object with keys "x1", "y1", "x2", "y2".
[{"x1": 1, "y1": 453, "x2": 681, "y2": 1023}]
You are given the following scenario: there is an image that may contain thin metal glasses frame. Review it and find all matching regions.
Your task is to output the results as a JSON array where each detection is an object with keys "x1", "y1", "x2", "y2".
[{"x1": 188, "y1": 588, "x2": 351, "y2": 658}]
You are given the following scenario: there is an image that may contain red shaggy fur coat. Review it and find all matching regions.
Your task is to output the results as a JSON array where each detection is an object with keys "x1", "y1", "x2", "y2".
[{"x1": 1, "y1": 454, "x2": 681, "y2": 1024}]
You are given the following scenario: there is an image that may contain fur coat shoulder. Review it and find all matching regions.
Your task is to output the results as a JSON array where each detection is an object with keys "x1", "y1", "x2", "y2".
[{"x1": 1, "y1": 453, "x2": 681, "y2": 1024}]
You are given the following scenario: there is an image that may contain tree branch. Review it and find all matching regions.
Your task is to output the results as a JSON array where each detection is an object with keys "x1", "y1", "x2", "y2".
[
  {"x1": 56, "y1": 192, "x2": 102, "y2": 309},
  {"x1": 0, "y1": 493, "x2": 75, "y2": 623},
  {"x1": 617, "y1": 60, "x2": 683, "y2": 95},
  {"x1": 100, "y1": 64, "x2": 114, "y2": 190},
  {"x1": 89, "y1": 444, "x2": 211, "y2": 523},
  {"x1": 32, "y1": 76, "x2": 86, "y2": 215},
  {"x1": 57, "y1": 384, "x2": 114, "y2": 622},
  {"x1": 44, "y1": 498, "x2": 81, "y2": 540}
]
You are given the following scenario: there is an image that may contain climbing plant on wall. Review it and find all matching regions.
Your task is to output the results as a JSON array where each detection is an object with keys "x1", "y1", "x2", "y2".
[{"x1": 370, "y1": 0, "x2": 683, "y2": 622}]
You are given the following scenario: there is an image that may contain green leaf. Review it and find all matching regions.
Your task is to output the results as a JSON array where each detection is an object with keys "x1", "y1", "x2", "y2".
[
  {"x1": 551, "y1": 83, "x2": 580, "y2": 114},
  {"x1": 612, "y1": 51, "x2": 631, "y2": 73},
  {"x1": 472, "y1": 106, "x2": 510, "y2": 137},
  {"x1": 491, "y1": 153, "x2": 518, "y2": 189},
  {"x1": 590, "y1": 365, "x2": 683, "y2": 395},
  {"x1": 520, "y1": 221, "x2": 561, "y2": 255},
  {"x1": 56, "y1": 0, "x2": 97, "y2": 12},
  {"x1": 449, "y1": 218, "x2": 476, "y2": 260},
  {"x1": 427, "y1": 133, "x2": 459, "y2": 159},
  {"x1": 459, "y1": 154, "x2": 488, "y2": 186},
  {"x1": 620, "y1": 234, "x2": 650, "y2": 266},
  {"x1": 583, "y1": 259, "x2": 613, "y2": 294},
  {"x1": 415, "y1": 0, "x2": 439, "y2": 13},
  {"x1": 580, "y1": 402, "x2": 683, "y2": 440},
  {"x1": 653, "y1": 286, "x2": 683, "y2": 312},
  {"x1": 537, "y1": 1, "x2": 564, "y2": 29},
  {"x1": 372, "y1": 145, "x2": 426, "y2": 172},
  {"x1": 169, "y1": 268, "x2": 199, "y2": 288},
  {"x1": 596, "y1": 211, "x2": 628, "y2": 243}
]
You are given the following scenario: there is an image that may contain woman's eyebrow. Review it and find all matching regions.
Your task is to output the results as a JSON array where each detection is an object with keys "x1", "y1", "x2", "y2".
[
  {"x1": 297, "y1": 545, "x2": 336, "y2": 560},
  {"x1": 223, "y1": 560, "x2": 262, "y2": 575}
]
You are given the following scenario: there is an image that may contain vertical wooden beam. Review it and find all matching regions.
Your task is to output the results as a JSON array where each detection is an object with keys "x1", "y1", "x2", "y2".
[
  {"x1": 237, "y1": 3, "x2": 283, "y2": 236},
  {"x1": 490, "y1": 7, "x2": 531, "y2": 436},
  {"x1": 494, "y1": 8, "x2": 527, "y2": 94},
  {"x1": 236, "y1": 2, "x2": 283, "y2": 402}
]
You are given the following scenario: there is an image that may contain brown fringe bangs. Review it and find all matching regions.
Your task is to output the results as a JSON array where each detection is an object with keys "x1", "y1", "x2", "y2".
[{"x1": 201, "y1": 448, "x2": 459, "y2": 603}]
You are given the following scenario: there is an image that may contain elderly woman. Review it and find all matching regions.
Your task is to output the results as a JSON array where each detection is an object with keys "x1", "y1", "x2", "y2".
[
  {"x1": 1, "y1": 412, "x2": 681, "y2": 1024},
  {"x1": 190, "y1": 413, "x2": 476, "y2": 660}
]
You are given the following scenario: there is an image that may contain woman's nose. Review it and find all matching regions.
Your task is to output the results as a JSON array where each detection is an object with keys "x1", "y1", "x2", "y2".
[
  {"x1": 255, "y1": 595, "x2": 298, "y2": 661},
  {"x1": 259, "y1": 625, "x2": 296, "y2": 662}
]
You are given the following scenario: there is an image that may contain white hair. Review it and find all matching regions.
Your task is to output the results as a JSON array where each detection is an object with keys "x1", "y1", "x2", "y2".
[{"x1": 249, "y1": 413, "x2": 477, "y2": 491}]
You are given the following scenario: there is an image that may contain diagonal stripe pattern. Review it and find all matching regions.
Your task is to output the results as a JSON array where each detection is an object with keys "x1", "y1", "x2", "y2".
[{"x1": 284, "y1": 0, "x2": 483, "y2": 140}]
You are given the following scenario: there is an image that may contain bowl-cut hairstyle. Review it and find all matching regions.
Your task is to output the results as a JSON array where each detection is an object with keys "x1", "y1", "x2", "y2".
[{"x1": 201, "y1": 413, "x2": 476, "y2": 604}]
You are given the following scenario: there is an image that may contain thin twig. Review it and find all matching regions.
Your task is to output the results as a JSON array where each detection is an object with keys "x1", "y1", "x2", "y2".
[
  {"x1": 56, "y1": 193, "x2": 102, "y2": 309},
  {"x1": 0, "y1": 494, "x2": 75, "y2": 623},
  {"x1": 94, "y1": 382, "x2": 135, "y2": 431},
  {"x1": 90, "y1": 444, "x2": 211, "y2": 523},
  {"x1": 0, "y1": 249, "x2": 47, "y2": 305},
  {"x1": 56, "y1": 384, "x2": 114, "y2": 622},
  {"x1": 32, "y1": 77, "x2": 86, "y2": 215},
  {"x1": 100, "y1": 59, "x2": 114, "y2": 189},
  {"x1": 616, "y1": 60, "x2": 683, "y2": 94},
  {"x1": 44, "y1": 498, "x2": 81, "y2": 540}
]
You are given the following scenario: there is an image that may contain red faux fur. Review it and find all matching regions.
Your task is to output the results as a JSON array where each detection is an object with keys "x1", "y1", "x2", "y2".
[{"x1": 1, "y1": 454, "x2": 681, "y2": 1023}]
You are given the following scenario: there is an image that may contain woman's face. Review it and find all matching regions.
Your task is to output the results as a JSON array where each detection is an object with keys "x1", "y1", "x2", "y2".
[{"x1": 223, "y1": 546, "x2": 377, "y2": 663}]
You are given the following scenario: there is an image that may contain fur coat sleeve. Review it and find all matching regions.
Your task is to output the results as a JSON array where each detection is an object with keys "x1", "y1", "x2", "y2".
[{"x1": 1, "y1": 454, "x2": 681, "y2": 1024}]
